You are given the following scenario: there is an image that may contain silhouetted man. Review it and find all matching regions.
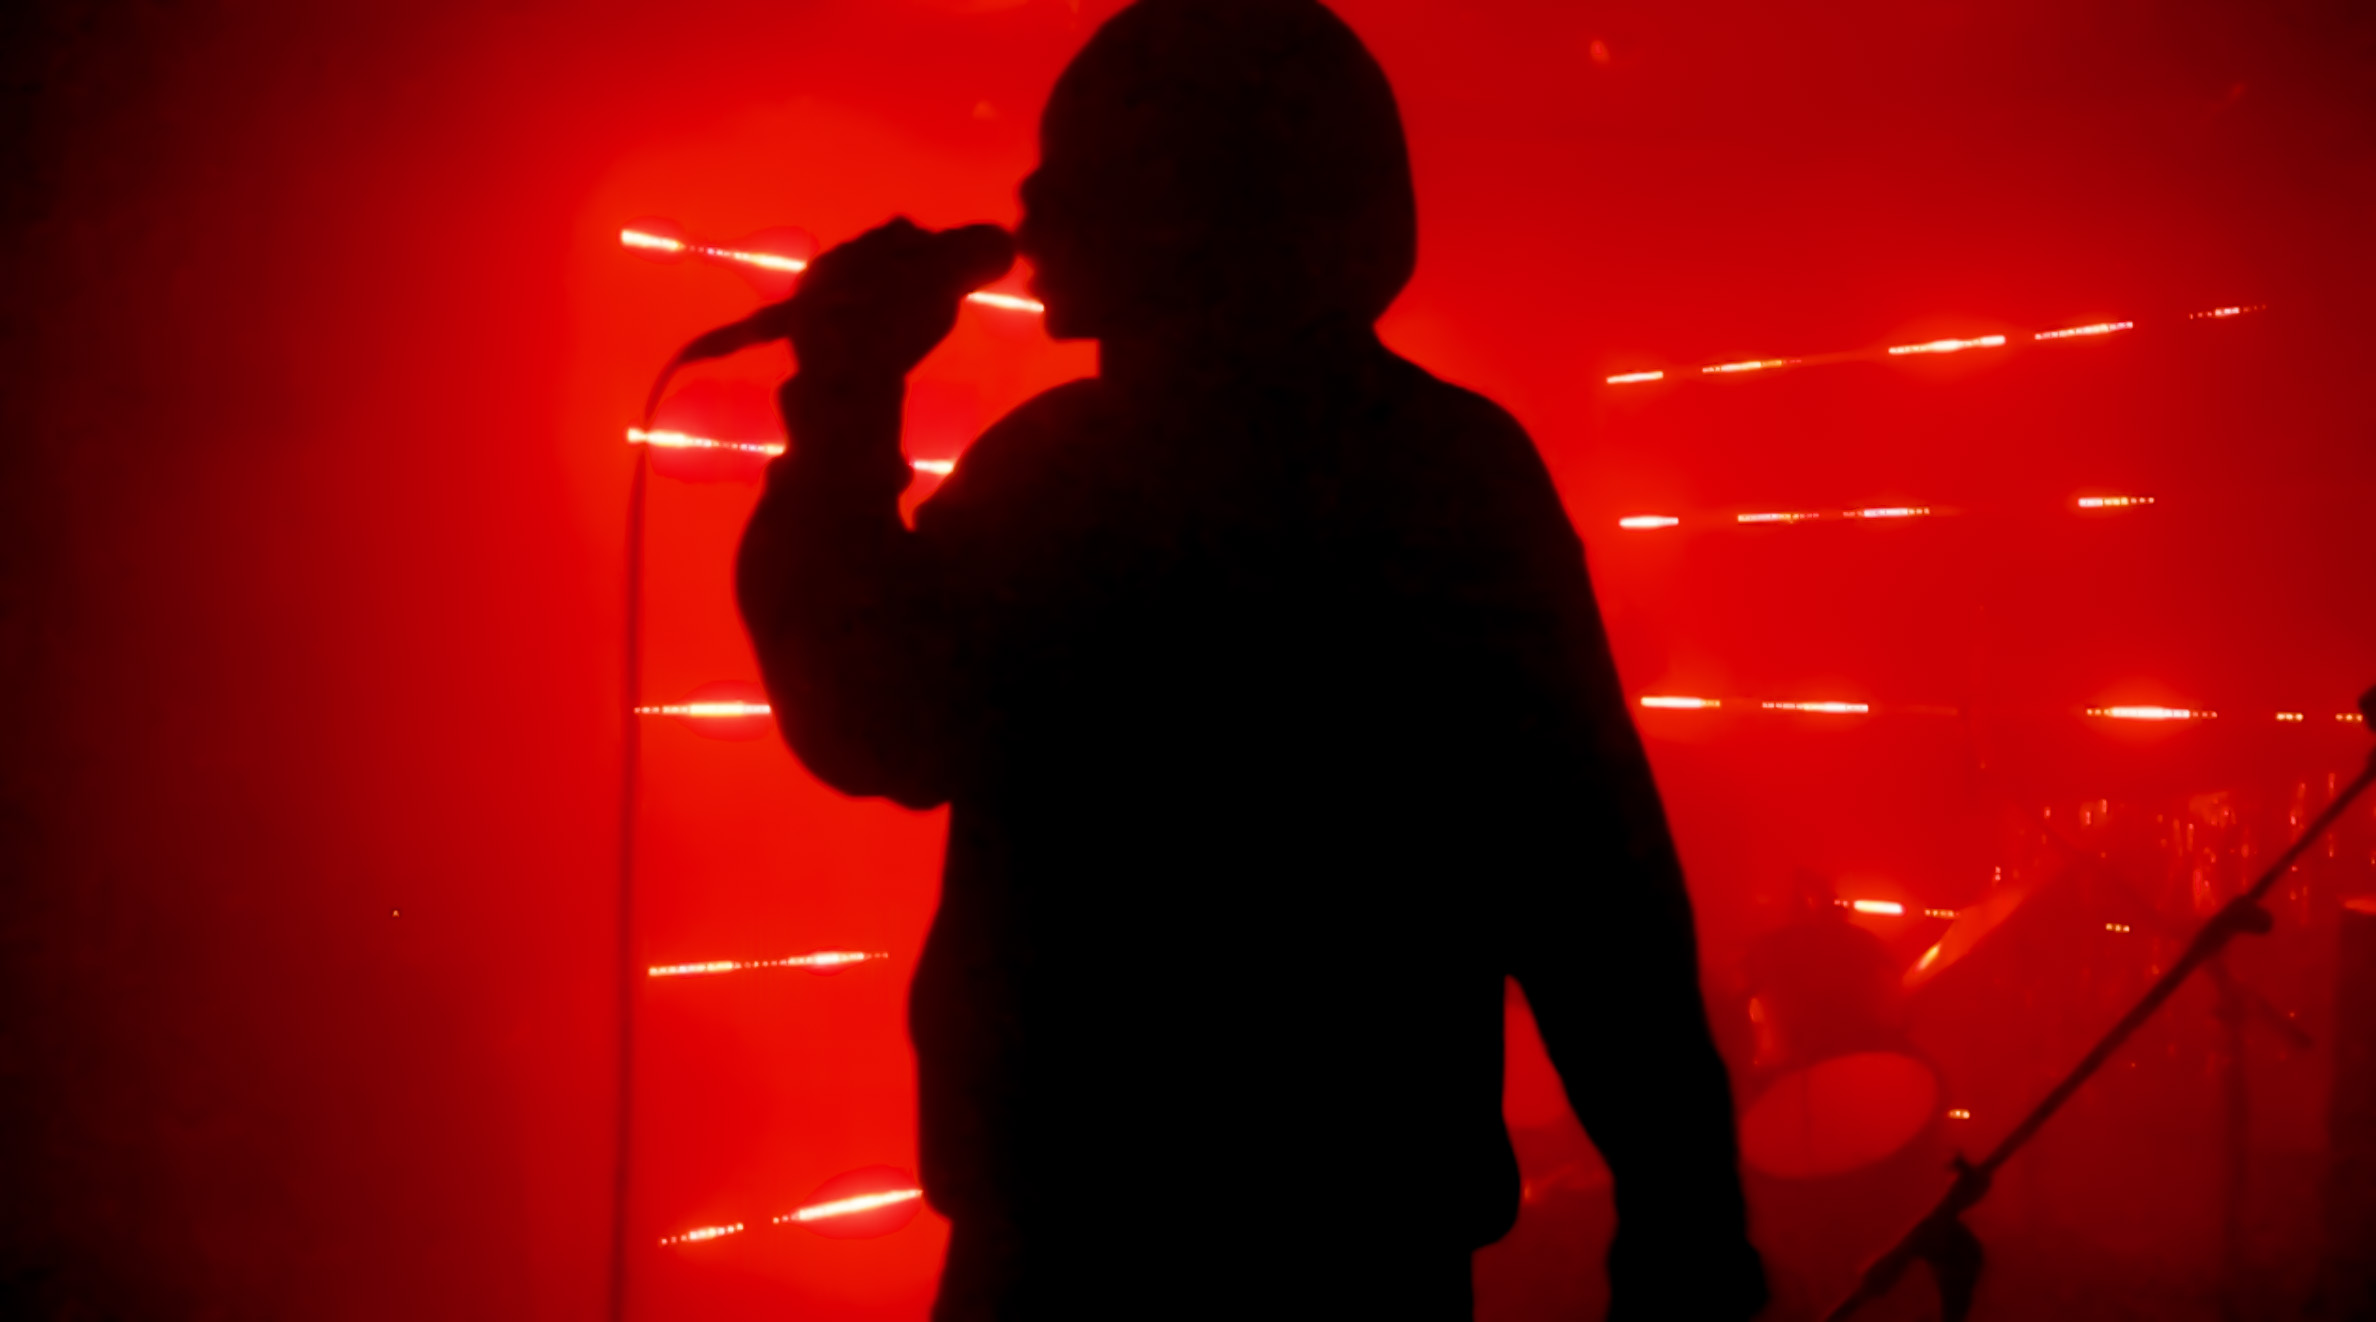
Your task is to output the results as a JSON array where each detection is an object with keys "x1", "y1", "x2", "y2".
[{"x1": 737, "y1": 2, "x2": 1765, "y2": 1316}]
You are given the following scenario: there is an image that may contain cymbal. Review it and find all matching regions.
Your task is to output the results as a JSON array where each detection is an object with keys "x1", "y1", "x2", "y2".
[{"x1": 1902, "y1": 877, "x2": 2036, "y2": 993}]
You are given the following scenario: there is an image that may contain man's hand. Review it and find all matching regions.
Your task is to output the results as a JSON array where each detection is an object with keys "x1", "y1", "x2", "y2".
[{"x1": 785, "y1": 218, "x2": 1016, "y2": 382}]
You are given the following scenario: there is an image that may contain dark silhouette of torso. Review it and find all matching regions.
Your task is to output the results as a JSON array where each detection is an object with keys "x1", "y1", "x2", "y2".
[{"x1": 737, "y1": 3, "x2": 1763, "y2": 1317}]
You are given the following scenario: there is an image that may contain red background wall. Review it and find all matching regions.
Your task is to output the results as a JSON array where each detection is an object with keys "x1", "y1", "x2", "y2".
[{"x1": 2, "y1": 0, "x2": 2370, "y2": 1317}]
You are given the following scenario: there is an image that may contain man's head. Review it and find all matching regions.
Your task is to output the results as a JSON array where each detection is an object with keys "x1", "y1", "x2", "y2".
[{"x1": 1017, "y1": 0, "x2": 1417, "y2": 346}]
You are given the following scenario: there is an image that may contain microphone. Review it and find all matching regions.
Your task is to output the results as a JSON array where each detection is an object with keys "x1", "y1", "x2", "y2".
[{"x1": 642, "y1": 223, "x2": 1019, "y2": 424}]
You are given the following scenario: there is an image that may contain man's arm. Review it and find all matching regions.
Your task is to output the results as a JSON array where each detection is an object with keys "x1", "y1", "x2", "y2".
[
  {"x1": 733, "y1": 219, "x2": 1013, "y2": 808},
  {"x1": 1457, "y1": 406, "x2": 1764, "y2": 1317},
  {"x1": 1510, "y1": 577, "x2": 1765, "y2": 1319}
]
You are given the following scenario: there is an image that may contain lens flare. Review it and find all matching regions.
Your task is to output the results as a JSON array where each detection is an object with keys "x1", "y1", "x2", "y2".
[
  {"x1": 2076, "y1": 495, "x2": 2154, "y2": 509},
  {"x1": 1761, "y1": 701, "x2": 1871, "y2": 714},
  {"x1": 658, "y1": 1223, "x2": 746, "y2": 1247},
  {"x1": 1639, "y1": 695, "x2": 1722, "y2": 710},
  {"x1": 1618, "y1": 515, "x2": 1680, "y2": 530},
  {"x1": 1606, "y1": 370, "x2": 1665, "y2": 384}
]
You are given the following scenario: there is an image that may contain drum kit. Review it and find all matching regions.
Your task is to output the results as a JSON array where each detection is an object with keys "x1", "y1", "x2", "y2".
[{"x1": 1731, "y1": 758, "x2": 2376, "y2": 1317}]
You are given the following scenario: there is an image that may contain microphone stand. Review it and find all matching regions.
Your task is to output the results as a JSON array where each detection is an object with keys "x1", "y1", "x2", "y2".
[{"x1": 1825, "y1": 684, "x2": 2376, "y2": 1322}]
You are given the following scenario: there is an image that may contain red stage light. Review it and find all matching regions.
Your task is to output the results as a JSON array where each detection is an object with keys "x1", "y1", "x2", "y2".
[
  {"x1": 777, "y1": 1167, "x2": 924, "y2": 1240},
  {"x1": 2188, "y1": 305, "x2": 2263, "y2": 320},
  {"x1": 1761, "y1": 700, "x2": 1871, "y2": 714},
  {"x1": 1847, "y1": 899, "x2": 1905, "y2": 916},
  {"x1": 1851, "y1": 506, "x2": 1930, "y2": 520},
  {"x1": 1618, "y1": 515, "x2": 1680, "y2": 530},
  {"x1": 1736, "y1": 511, "x2": 1821, "y2": 525},
  {"x1": 1605, "y1": 370, "x2": 1665, "y2": 385},
  {"x1": 2277, "y1": 712, "x2": 2306, "y2": 723},
  {"x1": 1701, "y1": 358, "x2": 1796, "y2": 375},
  {"x1": 647, "y1": 950, "x2": 888, "y2": 979},
  {"x1": 658, "y1": 1222, "x2": 746, "y2": 1247},
  {"x1": 1639, "y1": 695, "x2": 1722, "y2": 710},
  {"x1": 1886, "y1": 334, "x2": 2006, "y2": 356},
  {"x1": 2033, "y1": 321, "x2": 2134, "y2": 341},
  {"x1": 637, "y1": 680, "x2": 775, "y2": 740},
  {"x1": 2076, "y1": 495, "x2": 2154, "y2": 510},
  {"x1": 2086, "y1": 705, "x2": 2212, "y2": 722}
]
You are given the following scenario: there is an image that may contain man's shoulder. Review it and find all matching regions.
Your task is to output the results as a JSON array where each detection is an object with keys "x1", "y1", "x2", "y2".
[{"x1": 1372, "y1": 352, "x2": 1567, "y2": 521}]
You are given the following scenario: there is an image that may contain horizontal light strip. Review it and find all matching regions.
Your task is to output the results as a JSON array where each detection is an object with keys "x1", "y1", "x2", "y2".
[
  {"x1": 1618, "y1": 514, "x2": 1680, "y2": 530},
  {"x1": 627, "y1": 427, "x2": 953, "y2": 475},
  {"x1": 1851, "y1": 506, "x2": 1930, "y2": 519},
  {"x1": 2076, "y1": 495, "x2": 2154, "y2": 509},
  {"x1": 1848, "y1": 899, "x2": 1904, "y2": 916},
  {"x1": 659, "y1": 1223, "x2": 746, "y2": 1247},
  {"x1": 621, "y1": 227, "x2": 1043, "y2": 313},
  {"x1": 1606, "y1": 305, "x2": 2258, "y2": 386},
  {"x1": 776, "y1": 1188, "x2": 923, "y2": 1225},
  {"x1": 648, "y1": 950, "x2": 888, "y2": 978},
  {"x1": 1639, "y1": 696, "x2": 2355, "y2": 725},
  {"x1": 628, "y1": 426, "x2": 784, "y2": 457},
  {"x1": 1736, "y1": 511, "x2": 1821, "y2": 525},
  {"x1": 2033, "y1": 321, "x2": 2133, "y2": 341},
  {"x1": 1887, "y1": 334, "x2": 2007, "y2": 356},
  {"x1": 636, "y1": 701, "x2": 772, "y2": 719},
  {"x1": 2086, "y1": 706, "x2": 2212, "y2": 721}
]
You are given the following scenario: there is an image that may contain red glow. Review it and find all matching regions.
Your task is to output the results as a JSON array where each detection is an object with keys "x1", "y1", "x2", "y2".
[
  {"x1": 1735, "y1": 511, "x2": 1821, "y2": 525},
  {"x1": 1605, "y1": 370, "x2": 1665, "y2": 384},
  {"x1": 2085, "y1": 705, "x2": 2212, "y2": 721},
  {"x1": 1847, "y1": 898, "x2": 1905, "y2": 915},
  {"x1": 658, "y1": 1222, "x2": 746, "y2": 1248},
  {"x1": 1701, "y1": 358, "x2": 1795, "y2": 374},
  {"x1": 1886, "y1": 334, "x2": 2007, "y2": 356},
  {"x1": 1618, "y1": 514, "x2": 1680, "y2": 530},
  {"x1": 2189, "y1": 304, "x2": 2263, "y2": 319},
  {"x1": 1639, "y1": 695, "x2": 1722, "y2": 710},
  {"x1": 2033, "y1": 321, "x2": 2134, "y2": 340},
  {"x1": 1851, "y1": 506, "x2": 1930, "y2": 519},
  {"x1": 2076, "y1": 495, "x2": 2154, "y2": 509},
  {"x1": 778, "y1": 1167, "x2": 924, "y2": 1240},
  {"x1": 647, "y1": 950, "x2": 888, "y2": 979},
  {"x1": 1739, "y1": 1052, "x2": 1939, "y2": 1178},
  {"x1": 1760, "y1": 700, "x2": 1870, "y2": 714}
]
